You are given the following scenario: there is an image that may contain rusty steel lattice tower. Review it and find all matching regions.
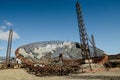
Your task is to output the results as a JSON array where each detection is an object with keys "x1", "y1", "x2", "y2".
[
  {"x1": 76, "y1": 2, "x2": 91, "y2": 59},
  {"x1": 76, "y1": 2, "x2": 92, "y2": 70},
  {"x1": 6, "y1": 29, "x2": 13, "y2": 66},
  {"x1": 91, "y1": 34, "x2": 97, "y2": 57}
]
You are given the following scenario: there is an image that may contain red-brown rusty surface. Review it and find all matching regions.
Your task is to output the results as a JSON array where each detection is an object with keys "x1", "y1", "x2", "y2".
[
  {"x1": 15, "y1": 48, "x2": 34, "y2": 65},
  {"x1": 25, "y1": 63, "x2": 80, "y2": 76},
  {"x1": 15, "y1": 47, "x2": 108, "y2": 66},
  {"x1": 15, "y1": 47, "x2": 108, "y2": 76},
  {"x1": 98, "y1": 54, "x2": 108, "y2": 64},
  {"x1": 15, "y1": 47, "x2": 82, "y2": 66}
]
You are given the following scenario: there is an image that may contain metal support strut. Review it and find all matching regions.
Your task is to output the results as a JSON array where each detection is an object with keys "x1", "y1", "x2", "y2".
[
  {"x1": 76, "y1": 2, "x2": 92, "y2": 71},
  {"x1": 6, "y1": 29, "x2": 13, "y2": 67}
]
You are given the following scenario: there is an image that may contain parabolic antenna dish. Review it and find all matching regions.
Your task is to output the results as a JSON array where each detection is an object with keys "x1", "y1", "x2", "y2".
[{"x1": 15, "y1": 41, "x2": 105, "y2": 64}]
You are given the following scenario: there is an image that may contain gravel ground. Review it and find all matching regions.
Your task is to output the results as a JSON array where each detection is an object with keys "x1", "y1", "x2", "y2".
[{"x1": 0, "y1": 68, "x2": 120, "y2": 80}]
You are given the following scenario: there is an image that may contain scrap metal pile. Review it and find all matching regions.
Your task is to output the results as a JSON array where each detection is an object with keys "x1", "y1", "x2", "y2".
[
  {"x1": 15, "y1": 41, "x2": 107, "y2": 76},
  {"x1": 25, "y1": 61, "x2": 81, "y2": 76},
  {"x1": 14, "y1": 2, "x2": 109, "y2": 76},
  {"x1": 13, "y1": 2, "x2": 110, "y2": 76}
]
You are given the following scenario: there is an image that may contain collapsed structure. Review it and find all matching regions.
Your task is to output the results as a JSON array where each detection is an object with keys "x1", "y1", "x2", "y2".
[
  {"x1": 15, "y1": 41, "x2": 105, "y2": 64},
  {"x1": 14, "y1": 2, "x2": 108, "y2": 76}
]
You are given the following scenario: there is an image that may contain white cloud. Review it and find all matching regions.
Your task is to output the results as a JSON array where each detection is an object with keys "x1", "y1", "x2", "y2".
[
  {"x1": 13, "y1": 31, "x2": 20, "y2": 40},
  {"x1": 0, "y1": 25, "x2": 6, "y2": 30},
  {"x1": 0, "y1": 47, "x2": 4, "y2": 51},
  {"x1": 0, "y1": 29, "x2": 20, "y2": 41},
  {"x1": 11, "y1": 48, "x2": 15, "y2": 54},
  {"x1": 4, "y1": 20, "x2": 13, "y2": 26},
  {"x1": 0, "y1": 20, "x2": 20, "y2": 41}
]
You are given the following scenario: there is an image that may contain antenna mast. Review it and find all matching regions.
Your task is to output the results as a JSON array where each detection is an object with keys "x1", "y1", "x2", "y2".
[
  {"x1": 6, "y1": 29, "x2": 13, "y2": 66},
  {"x1": 76, "y1": 2, "x2": 91, "y2": 60},
  {"x1": 91, "y1": 34, "x2": 97, "y2": 57},
  {"x1": 76, "y1": 2, "x2": 92, "y2": 70}
]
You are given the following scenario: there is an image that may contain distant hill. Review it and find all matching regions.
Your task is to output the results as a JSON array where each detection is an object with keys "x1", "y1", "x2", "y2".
[{"x1": 108, "y1": 54, "x2": 120, "y2": 59}]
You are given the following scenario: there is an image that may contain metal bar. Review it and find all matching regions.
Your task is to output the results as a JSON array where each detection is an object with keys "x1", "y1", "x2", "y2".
[
  {"x1": 91, "y1": 34, "x2": 97, "y2": 57},
  {"x1": 76, "y1": 2, "x2": 92, "y2": 71},
  {"x1": 6, "y1": 29, "x2": 13, "y2": 66}
]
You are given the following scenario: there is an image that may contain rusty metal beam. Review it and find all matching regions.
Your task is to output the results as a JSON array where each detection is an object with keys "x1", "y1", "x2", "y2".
[
  {"x1": 6, "y1": 29, "x2": 13, "y2": 66},
  {"x1": 76, "y1": 2, "x2": 92, "y2": 70}
]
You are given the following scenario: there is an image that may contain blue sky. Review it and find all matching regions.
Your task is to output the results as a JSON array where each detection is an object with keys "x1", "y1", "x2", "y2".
[{"x1": 0, "y1": 0, "x2": 120, "y2": 56}]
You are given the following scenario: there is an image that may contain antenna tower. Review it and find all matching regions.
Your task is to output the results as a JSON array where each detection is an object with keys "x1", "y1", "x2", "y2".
[{"x1": 6, "y1": 29, "x2": 13, "y2": 66}]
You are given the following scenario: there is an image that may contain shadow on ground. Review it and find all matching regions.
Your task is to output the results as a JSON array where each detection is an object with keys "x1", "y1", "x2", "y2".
[{"x1": 66, "y1": 75, "x2": 120, "y2": 80}]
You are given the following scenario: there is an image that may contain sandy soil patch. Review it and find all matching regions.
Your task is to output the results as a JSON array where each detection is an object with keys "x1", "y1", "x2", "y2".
[{"x1": 0, "y1": 68, "x2": 120, "y2": 80}]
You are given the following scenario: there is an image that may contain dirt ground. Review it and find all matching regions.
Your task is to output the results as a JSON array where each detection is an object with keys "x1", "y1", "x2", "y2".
[{"x1": 0, "y1": 68, "x2": 120, "y2": 80}]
